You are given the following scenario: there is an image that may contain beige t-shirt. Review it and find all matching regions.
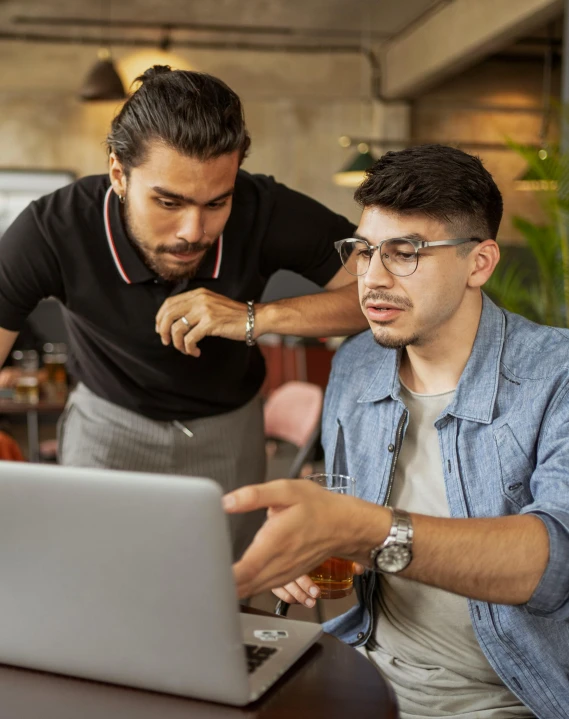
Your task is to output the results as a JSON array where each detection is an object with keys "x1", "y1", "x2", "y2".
[{"x1": 360, "y1": 383, "x2": 533, "y2": 718}]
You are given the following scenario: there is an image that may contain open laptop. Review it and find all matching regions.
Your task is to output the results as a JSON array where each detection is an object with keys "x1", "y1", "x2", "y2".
[{"x1": 0, "y1": 462, "x2": 322, "y2": 705}]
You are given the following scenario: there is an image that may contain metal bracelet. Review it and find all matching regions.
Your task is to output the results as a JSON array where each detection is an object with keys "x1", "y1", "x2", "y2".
[{"x1": 245, "y1": 300, "x2": 256, "y2": 346}]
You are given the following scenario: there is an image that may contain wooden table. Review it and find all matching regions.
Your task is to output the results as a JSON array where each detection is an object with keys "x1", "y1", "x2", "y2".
[
  {"x1": 0, "y1": 608, "x2": 398, "y2": 718},
  {"x1": 0, "y1": 399, "x2": 66, "y2": 462}
]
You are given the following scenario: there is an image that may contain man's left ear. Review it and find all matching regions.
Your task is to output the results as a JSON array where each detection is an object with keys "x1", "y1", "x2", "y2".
[
  {"x1": 467, "y1": 240, "x2": 500, "y2": 289},
  {"x1": 109, "y1": 152, "x2": 128, "y2": 200}
]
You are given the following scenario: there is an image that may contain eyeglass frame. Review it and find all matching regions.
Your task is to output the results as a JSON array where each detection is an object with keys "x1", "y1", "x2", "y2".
[{"x1": 334, "y1": 236, "x2": 484, "y2": 277}]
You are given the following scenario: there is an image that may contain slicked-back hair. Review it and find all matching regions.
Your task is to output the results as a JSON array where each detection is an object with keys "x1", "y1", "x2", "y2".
[
  {"x1": 107, "y1": 66, "x2": 251, "y2": 173},
  {"x1": 354, "y1": 144, "x2": 503, "y2": 240}
]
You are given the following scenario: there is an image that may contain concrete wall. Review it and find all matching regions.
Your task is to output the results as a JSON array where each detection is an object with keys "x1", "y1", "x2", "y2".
[
  {"x1": 1, "y1": 38, "x2": 558, "y2": 251},
  {"x1": 411, "y1": 56, "x2": 561, "y2": 244},
  {"x1": 381, "y1": 0, "x2": 563, "y2": 99}
]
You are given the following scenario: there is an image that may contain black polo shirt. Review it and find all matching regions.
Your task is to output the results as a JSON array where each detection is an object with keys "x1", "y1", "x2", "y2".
[{"x1": 0, "y1": 171, "x2": 354, "y2": 421}]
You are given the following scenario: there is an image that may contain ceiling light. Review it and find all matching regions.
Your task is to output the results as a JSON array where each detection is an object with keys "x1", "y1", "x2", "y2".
[
  {"x1": 117, "y1": 48, "x2": 191, "y2": 92},
  {"x1": 79, "y1": 47, "x2": 126, "y2": 102},
  {"x1": 79, "y1": 0, "x2": 126, "y2": 102},
  {"x1": 332, "y1": 141, "x2": 376, "y2": 188},
  {"x1": 515, "y1": 23, "x2": 557, "y2": 192}
]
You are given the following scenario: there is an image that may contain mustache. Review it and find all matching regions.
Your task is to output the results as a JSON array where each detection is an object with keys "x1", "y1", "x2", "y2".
[
  {"x1": 361, "y1": 291, "x2": 413, "y2": 310},
  {"x1": 154, "y1": 240, "x2": 213, "y2": 255}
]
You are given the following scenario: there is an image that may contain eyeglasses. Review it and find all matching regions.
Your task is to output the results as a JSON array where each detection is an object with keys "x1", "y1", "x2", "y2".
[{"x1": 334, "y1": 237, "x2": 482, "y2": 277}]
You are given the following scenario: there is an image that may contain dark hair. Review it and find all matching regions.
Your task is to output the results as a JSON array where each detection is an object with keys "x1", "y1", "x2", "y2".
[
  {"x1": 107, "y1": 66, "x2": 251, "y2": 172},
  {"x1": 354, "y1": 144, "x2": 503, "y2": 240}
]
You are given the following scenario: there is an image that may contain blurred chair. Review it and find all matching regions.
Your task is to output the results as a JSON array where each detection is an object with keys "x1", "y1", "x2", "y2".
[
  {"x1": 39, "y1": 438, "x2": 58, "y2": 463},
  {"x1": 263, "y1": 380, "x2": 323, "y2": 479},
  {"x1": 264, "y1": 381, "x2": 325, "y2": 622},
  {"x1": 0, "y1": 431, "x2": 25, "y2": 461}
]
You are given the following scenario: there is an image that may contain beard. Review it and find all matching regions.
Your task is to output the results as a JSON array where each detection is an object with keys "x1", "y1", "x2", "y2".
[
  {"x1": 371, "y1": 329, "x2": 422, "y2": 350},
  {"x1": 122, "y1": 195, "x2": 215, "y2": 282},
  {"x1": 361, "y1": 290, "x2": 422, "y2": 349}
]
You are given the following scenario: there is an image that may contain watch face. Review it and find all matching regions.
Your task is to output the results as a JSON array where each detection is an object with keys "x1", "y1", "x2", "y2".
[{"x1": 375, "y1": 544, "x2": 411, "y2": 574}]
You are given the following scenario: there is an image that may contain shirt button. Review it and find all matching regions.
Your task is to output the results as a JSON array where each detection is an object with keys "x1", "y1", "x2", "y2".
[
  {"x1": 388, "y1": 444, "x2": 395, "y2": 452},
  {"x1": 357, "y1": 632, "x2": 364, "y2": 640}
]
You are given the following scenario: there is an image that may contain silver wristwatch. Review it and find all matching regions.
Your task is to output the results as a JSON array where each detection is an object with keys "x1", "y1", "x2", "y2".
[
  {"x1": 245, "y1": 300, "x2": 256, "y2": 347},
  {"x1": 370, "y1": 508, "x2": 413, "y2": 574}
]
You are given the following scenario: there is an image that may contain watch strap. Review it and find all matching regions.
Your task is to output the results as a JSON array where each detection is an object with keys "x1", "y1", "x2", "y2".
[{"x1": 391, "y1": 508, "x2": 414, "y2": 544}]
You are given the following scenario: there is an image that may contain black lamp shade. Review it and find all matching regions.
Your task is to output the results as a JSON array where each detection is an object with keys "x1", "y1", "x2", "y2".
[{"x1": 80, "y1": 57, "x2": 126, "y2": 101}]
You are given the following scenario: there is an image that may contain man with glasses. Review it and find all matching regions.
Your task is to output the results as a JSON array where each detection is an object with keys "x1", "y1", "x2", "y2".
[{"x1": 224, "y1": 144, "x2": 569, "y2": 717}]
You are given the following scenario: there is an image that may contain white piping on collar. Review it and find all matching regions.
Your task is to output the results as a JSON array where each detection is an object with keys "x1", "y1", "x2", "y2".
[
  {"x1": 212, "y1": 234, "x2": 223, "y2": 279},
  {"x1": 103, "y1": 185, "x2": 224, "y2": 282},
  {"x1": 103, "y1": 186, "x2": 132, "y2": 285}
]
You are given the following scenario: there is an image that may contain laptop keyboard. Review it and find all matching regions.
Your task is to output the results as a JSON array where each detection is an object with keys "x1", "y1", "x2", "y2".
[{"x1": 244, "y1": 643, "x2": 278, "y2": 674}]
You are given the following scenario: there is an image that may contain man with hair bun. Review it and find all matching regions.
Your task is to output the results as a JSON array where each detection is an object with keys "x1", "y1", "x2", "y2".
[{"x1": 0, "y1": 66, "x2": 367, "y2": 558}]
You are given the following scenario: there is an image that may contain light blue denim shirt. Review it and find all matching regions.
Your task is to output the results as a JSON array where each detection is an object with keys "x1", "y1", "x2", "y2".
[{"x1": 321, "y1": 294, "x2": 569, "y2": 719}]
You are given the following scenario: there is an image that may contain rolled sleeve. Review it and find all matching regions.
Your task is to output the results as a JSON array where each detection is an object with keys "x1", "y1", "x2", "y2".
[
  {"x1": 520, "y1": 379, "x2": 569, "y2": 619},
  {"x1": 523, "y1": 508, "x2": 569, "y2": 619}
]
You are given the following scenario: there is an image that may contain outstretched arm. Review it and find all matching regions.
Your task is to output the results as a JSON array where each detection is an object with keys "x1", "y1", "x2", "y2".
[
  {"x1": 155, "y1": 265, "x2": 367, "y2": 357},
  {"x1": 0, "y1": 328, "x2": 19, "y2": 387},
  {"x1": 223, "y1": 480, "x2": 549, "y2": 606}
]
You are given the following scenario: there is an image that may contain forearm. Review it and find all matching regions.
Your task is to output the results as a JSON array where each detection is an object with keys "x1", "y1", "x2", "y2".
[
  {"x1": 255, "y1": 283, "x2": 368, "y2": 338},
  {"x1": 0, "y1": 328, "x2": 19, "y2": 368},
  {"x1": 347, "y1": 503, "x2": 550, "y2": 605}
]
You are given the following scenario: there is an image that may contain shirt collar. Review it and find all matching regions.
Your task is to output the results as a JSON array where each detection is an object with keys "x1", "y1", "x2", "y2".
[
  {"x1": 357, "y1": 347, "x2": 400, "y2": 404},
  {"x1": 445, "y1": 294, "x2": 505, "y2": 424},
  {"x1": 103, "y1": 185, "x2": 224, "y2": 285},
  {"x1": 357, "y1": 293, "x2": 505, "y2": 424}
]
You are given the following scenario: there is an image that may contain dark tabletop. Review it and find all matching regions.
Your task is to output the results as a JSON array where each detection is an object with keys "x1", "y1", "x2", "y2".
[
  {"x1": 0, "y1": 399, "x2": 66, "y2": 413},
  {"x1": 0, "y1": 607, "x2": 398, "y2": 718}
]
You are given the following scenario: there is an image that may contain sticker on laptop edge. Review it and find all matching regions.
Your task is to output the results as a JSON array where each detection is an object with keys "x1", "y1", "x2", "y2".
[{"x1": 254, "y1": 629, "x2": 289, "y2": 641}]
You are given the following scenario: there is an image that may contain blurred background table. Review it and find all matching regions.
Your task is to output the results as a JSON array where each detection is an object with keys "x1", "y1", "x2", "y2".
[{"x1": 0, "y1": 399, "x2": 66, "y2": 462}]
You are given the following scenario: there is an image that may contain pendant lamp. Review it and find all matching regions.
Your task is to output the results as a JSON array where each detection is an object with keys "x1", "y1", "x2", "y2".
[
  {"x1": 79, "y1": 47, "x2": 126, "y2": 101},
  {"x1": 79, "y1": 0, "x2": 126, "y2": 102},
  {"x1": 515, "y1": 24, "x2": 557, "y2": 191},
  {"x1": 333, "y1": 143, "x2": 376, "y2": 188}
]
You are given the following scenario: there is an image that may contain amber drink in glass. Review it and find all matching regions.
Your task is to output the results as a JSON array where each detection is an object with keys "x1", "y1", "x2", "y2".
[
  {"x1": 12, "y1": 350, "x2": 39, "y2": 404},
  {"x1": 305, "y1": 473, "x2": 356, "y2": 599}
]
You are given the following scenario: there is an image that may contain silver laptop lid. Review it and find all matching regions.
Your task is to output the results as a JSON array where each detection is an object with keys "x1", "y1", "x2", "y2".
[{"x1": 0, "y1": 462, "x2": 250, "y2": 704}]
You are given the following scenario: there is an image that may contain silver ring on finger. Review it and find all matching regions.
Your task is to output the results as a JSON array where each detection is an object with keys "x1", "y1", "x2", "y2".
[{"x1": 180, "y1": 316, "x2": 190, "y2": 329}]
